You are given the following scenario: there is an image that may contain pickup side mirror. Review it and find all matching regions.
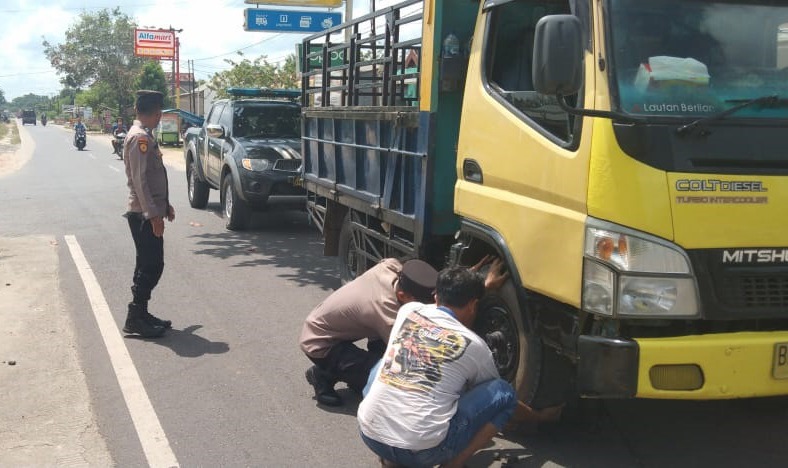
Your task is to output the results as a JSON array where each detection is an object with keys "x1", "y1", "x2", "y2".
[
  {"x1": 532, "y1": 15, "x2": 583, "y2": 97},
  {"x1": 206, "y1": 123, "x2": 225, "y2": 139}
]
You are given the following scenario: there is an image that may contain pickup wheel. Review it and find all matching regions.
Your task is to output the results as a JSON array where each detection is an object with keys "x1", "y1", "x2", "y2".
[
  {"x1": 475, "y1": 280, "x2": 573, "y2": 409},
  {"x1": 187, "y1": 161, "x2": 210, "y2": 209},
  {"x1": 221, "y1": 173, "x2": 250, "y2": 231}
]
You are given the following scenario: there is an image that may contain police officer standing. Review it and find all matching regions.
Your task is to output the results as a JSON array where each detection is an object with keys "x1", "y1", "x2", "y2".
[{"x1": 122, "y1": 90, "x2": 173, "y2": 338}]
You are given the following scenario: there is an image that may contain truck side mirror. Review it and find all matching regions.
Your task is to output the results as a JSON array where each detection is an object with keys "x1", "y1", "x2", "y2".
[
  {"x1": 206, "y1": 124, "x2": 225, "y2": 139},
  {"x1": 532, "y1": 15, "x2": 583, "y2": 97}
]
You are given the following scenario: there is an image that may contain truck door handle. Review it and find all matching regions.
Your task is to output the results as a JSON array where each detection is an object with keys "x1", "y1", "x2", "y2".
[{"x1": 462, "y1": 159, "x2": 483, "y2": 184}]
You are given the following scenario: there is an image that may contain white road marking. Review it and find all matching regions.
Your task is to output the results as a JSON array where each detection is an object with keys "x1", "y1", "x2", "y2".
[
  {"x1": 108, "y1": 165, "x2": 120, "y2": 172},
  {"x1": 89, "y1": 153, "x2": 96, "y2": 159},
  {"x1": 64, "y1": 235, "x2": 179, "y2": 468}
]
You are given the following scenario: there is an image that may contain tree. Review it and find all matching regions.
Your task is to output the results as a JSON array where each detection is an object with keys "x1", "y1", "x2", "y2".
[
  {"x1": 43, "y1": 8, "x2": 145, "y2": 116},
  {"x1": 10, "y1": 93, "x2": 49, "y2": 112},
  {"x1": 208, "y1": 53, "x2": 300, "y2": 99},
  {"x1": 0, "y1": 88, "x2": 6, "y2": 108},
  {"x1": 134, "y1": 61, "x2": 170, "y2": 107}
]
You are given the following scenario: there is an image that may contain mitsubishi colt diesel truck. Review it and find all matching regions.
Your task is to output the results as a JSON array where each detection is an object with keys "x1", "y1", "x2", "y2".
[{"x1": 300, "y1": 0, "x2": 788, "y2": 407}]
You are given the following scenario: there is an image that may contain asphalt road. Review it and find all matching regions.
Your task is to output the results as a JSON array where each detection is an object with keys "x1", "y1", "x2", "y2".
[{"x1": 3, "y1": 123, "x2": 788, "y2": 467}]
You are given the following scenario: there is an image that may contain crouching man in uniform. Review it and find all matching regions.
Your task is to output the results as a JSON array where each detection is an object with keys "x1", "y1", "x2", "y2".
[
  {"x1": 122, "y1": 90, "x2": 174, "y2": 338},
  {"x1": 358, "y1": 267, "x2": 517, "y2": 468},
  {"x1": 300, "y1": 258, "x2": 439, "y2": 406}
]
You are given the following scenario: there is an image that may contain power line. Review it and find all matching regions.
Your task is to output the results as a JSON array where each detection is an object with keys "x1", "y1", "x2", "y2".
[
  {"x1": 0, "y1": 70, "x2": 56, "y2": 78},
  {"x1": 0, "y1": 1, "x2": 193, "y2": 13},
  {"x1": 188, "y1": 34, "x2": 284, "y2": 61}
]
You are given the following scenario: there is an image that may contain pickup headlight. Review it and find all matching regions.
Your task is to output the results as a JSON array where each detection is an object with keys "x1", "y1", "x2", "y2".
[
  {"x1": 242, "y1": 158, "x2": 271, "y2": 171},
  {"x1": 582, "y1": 220, "x2": 700, "y2": 318}
]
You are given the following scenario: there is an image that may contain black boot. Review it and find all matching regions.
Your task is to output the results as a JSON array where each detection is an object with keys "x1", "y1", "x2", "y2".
[
  {"x1": 123, "y1": 303, "x2": 166, "y2": 338},
  {"x1": 140, "y1": 303, "x2": 172, "y2": 329},
  {"x1": 305, "y1": 366, "x2": 342, "y2": 406}
]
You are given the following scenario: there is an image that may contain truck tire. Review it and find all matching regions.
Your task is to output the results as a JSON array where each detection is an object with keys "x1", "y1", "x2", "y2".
[
  {"x1": 187, "y1": 161, "x2": 210, "y2": 209},
  {"x1": 337, "y1": 211, "x2": 366, "y2": 284},
  {"x1": 475, "y1": 280, "x2": 573, "y2": 409},
  {"x1": 221, "y1": 173, "x2": 250, "y2": 231}
]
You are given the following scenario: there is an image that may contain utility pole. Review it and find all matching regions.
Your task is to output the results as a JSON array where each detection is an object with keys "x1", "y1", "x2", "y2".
[{"x1": 345, "y1": 0, "x2": 353, "y2": 41}]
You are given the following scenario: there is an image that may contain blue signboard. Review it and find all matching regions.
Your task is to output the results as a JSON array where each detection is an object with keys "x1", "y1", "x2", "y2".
[{"x1": 244, "y1": 8, "x2": 342, "y2": 33}]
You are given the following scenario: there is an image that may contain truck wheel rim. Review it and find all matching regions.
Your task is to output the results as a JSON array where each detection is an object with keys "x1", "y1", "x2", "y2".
[
  {"x1": 224, "y1": 185, "x2": 233, "y2": 218},
  {"x1": 476, "y1": 301, "x2": 519, "y2": 380}
]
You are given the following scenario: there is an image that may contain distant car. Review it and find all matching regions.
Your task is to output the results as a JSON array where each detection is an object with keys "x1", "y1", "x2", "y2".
[{"x1": 21, "y1": 110, "x2": 36, "y2": 125}]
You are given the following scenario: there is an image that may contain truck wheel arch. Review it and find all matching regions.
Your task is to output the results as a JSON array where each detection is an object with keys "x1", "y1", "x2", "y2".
[
  {"x1": 459, "y1": 219, "x2": 528, "y2": 324},
  {"x1": 460, "y1": 218, "x2": 576, "y2": 407}
]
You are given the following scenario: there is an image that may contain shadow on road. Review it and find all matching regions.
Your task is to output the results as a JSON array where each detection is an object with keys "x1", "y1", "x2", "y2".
[
  {"x1": 126, "y1": 324, "x2": 230, "y2": 358},
  {"x1": 189, "y1": 206, "x2": 339, "y2": 291}
]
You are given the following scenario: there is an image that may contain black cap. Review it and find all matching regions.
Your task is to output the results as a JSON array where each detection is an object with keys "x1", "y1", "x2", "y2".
[
  {"x1": 135, "y1": 90, "x2": 164, "y2": 112},
  {"x1": 398, "y1": 259, "x2": 438, "y2": 303}
]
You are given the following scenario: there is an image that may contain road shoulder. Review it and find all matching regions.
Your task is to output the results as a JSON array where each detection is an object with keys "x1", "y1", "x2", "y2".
[
  {"x1": 0, "y1": 120, "x2": 32, "y2": 178},
  {"x1": 0, "y1": 236, "x2": 112, "y2": 466}
]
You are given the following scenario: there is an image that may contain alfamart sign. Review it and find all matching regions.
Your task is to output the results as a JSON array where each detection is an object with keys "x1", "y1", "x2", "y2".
[{"x1": 134, "y1": 29, "x2": 175, "y2": 59}]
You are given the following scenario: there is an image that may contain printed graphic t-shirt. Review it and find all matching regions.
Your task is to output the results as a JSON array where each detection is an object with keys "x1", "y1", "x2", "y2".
[{"x1": 357, "y1": 302, "x2": 499, "y2": 451}]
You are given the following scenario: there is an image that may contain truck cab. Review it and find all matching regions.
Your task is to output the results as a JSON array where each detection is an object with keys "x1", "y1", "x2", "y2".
[{"x1": 302, "y1": 0, "x2": 788, "y2": 406}]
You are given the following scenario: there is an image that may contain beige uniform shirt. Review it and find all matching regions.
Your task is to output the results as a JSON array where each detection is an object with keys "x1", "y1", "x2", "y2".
[
  {"x1": 124, "y1": 120, "x2": 169, "y2": 219},
  {"x1": 299, "y1": 258, "x2": 403, "y2": 359}
]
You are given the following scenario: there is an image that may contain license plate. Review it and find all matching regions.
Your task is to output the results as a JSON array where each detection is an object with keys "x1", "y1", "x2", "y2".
[
  {"x1": 289, "y1": 176, "x2": 303, "y2": 188},
  {"x1": 772, "y1": 343, "x2": 788, "y2": 379}
]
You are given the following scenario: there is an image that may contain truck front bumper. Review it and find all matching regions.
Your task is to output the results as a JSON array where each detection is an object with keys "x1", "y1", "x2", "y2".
[{"x1": 578, "y1": 331, "x2": 788, "y2": 399}]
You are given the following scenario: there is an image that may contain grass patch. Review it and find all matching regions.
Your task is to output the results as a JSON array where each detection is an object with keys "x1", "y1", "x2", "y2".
[
  {"x1": 0, "y1": 122, "x2": 8, "y2": 140},
  {"x1": 10, "y1": 122, "x2": 20, "y2": 145}
]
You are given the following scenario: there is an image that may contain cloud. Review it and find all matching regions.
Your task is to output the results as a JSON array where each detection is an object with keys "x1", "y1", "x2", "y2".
[{"x1": 0, "y1": 0, "x2": 398, "y2": 101}]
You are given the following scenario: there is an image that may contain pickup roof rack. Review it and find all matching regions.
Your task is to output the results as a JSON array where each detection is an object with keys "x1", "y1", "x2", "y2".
[{"x1": 226, "y1": 87, "x2": 301, "y2": 102}]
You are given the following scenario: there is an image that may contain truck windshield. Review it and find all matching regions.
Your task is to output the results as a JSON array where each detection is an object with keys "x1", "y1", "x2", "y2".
[
  {"x1": 608, "y1": 0, "x2": 788, "y2": 120},
  {"x1": 233, "y1": 104, "x2": 300, "y2": 138}
]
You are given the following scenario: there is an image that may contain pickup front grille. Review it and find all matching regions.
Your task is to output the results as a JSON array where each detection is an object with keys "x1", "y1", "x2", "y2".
[{"x1": 274, "y1": 159, "x2": 302, "y2": 172}]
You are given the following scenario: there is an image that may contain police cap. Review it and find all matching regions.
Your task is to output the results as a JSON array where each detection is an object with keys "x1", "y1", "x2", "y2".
[
  {"x1": 135, "y1": 90, "x2": 164, "y2": 113},
  {"x1": 398, "y1": 259, "x2": 438, "y2": 303}
]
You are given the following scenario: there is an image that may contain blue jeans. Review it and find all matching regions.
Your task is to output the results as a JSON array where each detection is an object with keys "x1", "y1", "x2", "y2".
[{"x1": 360, "y1": 378, "x2": 516, "y2": 468}]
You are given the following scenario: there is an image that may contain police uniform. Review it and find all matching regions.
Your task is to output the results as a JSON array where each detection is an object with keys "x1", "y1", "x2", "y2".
[
  {"x1": 123, "y1": 90, "x2": 171, "y2": 338},
  {"x1": 300, "y1": 258, "x2": 438, "y2": 406}
]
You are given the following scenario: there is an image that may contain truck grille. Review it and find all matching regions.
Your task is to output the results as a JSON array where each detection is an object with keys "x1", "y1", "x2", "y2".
[
  {"x1": 718, "y1": 275, "x2": 788, "y2": 308},
  {"x1": 689, "y1": 249, "x2": 788, "y2": 319},
  {"x1": 274, "y1": 159, "x2": 302, "y2": 172}
]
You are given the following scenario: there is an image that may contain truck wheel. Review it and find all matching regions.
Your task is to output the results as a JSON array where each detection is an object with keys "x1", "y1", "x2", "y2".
[
  {"x1": 187, "y1": 161, "x2": 210, "y2": 209},
  {"x1": 221, "y1": 173, "x2": 250, "y2": 231},
  {"x1": 337, "y1": 212, "x2": 367, "y2": 284},
  {"x1": 475, "y1": 280, "x2": 573, "y2": 408}
]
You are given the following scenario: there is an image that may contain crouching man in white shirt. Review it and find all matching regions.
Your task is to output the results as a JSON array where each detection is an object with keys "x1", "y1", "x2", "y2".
[{"x1": 358, "y1": 267, "x2": 517, "y2": 468}]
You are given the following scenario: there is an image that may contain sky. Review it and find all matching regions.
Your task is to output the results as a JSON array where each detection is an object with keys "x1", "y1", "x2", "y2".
[{"x1": 0, "y1": 0, "x2": 392, "y2": 101}]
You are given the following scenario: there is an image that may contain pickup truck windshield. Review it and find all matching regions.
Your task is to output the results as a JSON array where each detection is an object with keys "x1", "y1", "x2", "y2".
[
  {"x1": 233, "y1": 104, "x2": 300, "y2": 138},
  {"x1": 608, "y1": 0, "x2": 788, "y2": 120}
]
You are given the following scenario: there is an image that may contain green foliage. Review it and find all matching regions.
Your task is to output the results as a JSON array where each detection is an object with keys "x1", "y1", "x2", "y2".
[
  {"x1": 10, "y1": 93, "x2": 49, "y2": 112},
  {"x1": 134, "y1": 61, "x2": 170, "y2": 107},
  {"x1": 208, "y1": 53, "x2": 300, "y2": 98},
  {"x1": 0, "y1": 89, "x2": 6, "y2": 107},
  {"x1": 42, "y1": 8, "x2": 145, "y2": 116}
]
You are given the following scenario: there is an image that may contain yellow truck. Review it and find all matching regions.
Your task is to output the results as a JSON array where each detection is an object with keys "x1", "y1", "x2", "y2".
[{"x1": 301, "y1": 0, "x2": 788, "y2": 407}]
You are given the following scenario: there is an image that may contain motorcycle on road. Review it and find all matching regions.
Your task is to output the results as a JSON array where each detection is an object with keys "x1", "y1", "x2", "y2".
[
  {"x1": 41, "y1": 115, "x2": 47, "y2": 126},
  {"x1": 74, "y1": 128, "x2": 87, "y2": 151},
  {"x1": 113, "y1": 132, "x2": 126, "y2": 159}
]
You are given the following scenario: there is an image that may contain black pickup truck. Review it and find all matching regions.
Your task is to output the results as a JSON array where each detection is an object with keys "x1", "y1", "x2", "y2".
[{"x1": 183, "y1": 88, "x2": 305, "y2": 230}]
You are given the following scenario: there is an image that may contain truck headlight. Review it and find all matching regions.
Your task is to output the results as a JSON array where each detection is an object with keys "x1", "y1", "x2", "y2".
[
  {"x1": 242, "y1": 158, "x2": 271, "y2": 171},
  {"x1": 582, "y1": 219, "x2": 700, "y2": 318}
]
